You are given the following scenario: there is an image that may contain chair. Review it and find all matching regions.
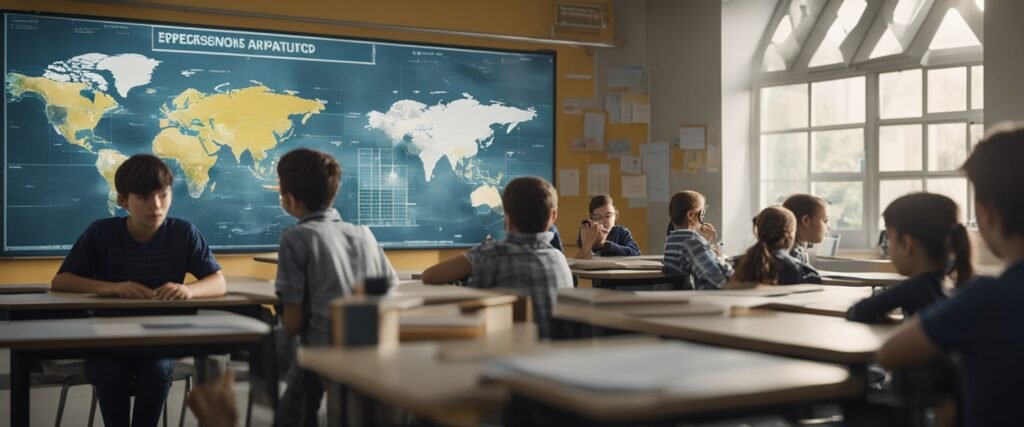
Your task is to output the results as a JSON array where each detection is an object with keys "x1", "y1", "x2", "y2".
[{"x1": 43, "y1": 359, "x2": 193, "y2": 427}]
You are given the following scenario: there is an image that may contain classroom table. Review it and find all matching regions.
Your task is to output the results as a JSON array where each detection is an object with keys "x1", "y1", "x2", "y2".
[
  {"x1": 680, "y1": 286, "x2": 874, "y2": 318},
  {"x1": 0, "y1": 283, "x2": 49, "y2": 294},
  {"x1": 252, "y1": 253, "x2": 424, "y2": 280},
  {"x1": 819, "y1": 270, "x2": 907, "y2": 288},
  {"x1": 0, "y1": 311, "x2": 270, "y2": 426}
]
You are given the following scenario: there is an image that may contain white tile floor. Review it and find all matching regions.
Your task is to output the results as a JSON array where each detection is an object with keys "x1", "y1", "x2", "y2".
[{"x1": 0, "y1": 349, "x2": 276, "y2": 427}]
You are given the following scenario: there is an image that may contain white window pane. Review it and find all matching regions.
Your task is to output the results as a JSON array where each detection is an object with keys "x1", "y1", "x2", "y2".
[
  {"x1": 761, "y1": 180, "x2": 807, "y2": 207},
  {"x1": 972, "y1": 65, "x2": 984, "y2": 110},
  {"x1": 761, "y1": 132, "x2": 808, "y2": 179},
  {"x1": 812, "y1": 129, "x2": 864, "y2": 173},
  {"x1": 970, "y1": 123, "x2": 984, "y2": 150},
  {"x1": 927, "y1": 178, "x2": 969, "y2": 214},
  {"x1": 880, "y1": 69, "x2": 922, "y2": 119},
  {"x1": 928, "y1": 67, "x2": 967, "y2": 113},
  {"x1": 809, "y1": 0, "x2": 866, "y2": 67},
  {"x1": 870, "y1": 28, "x2": 903, "y2": 58},
  {"x1": 893, "y1": 0, "x2": 927, "y2": 27},
  {"x1": 976, "y1": 0, "x2": 984, "y2": 11},
  {"x1": 812, "y1": 181, "x2": 863, "y2": 229},
  {"x1": 812, "y1": 77, "x2": 865, "y2": 126},
  {"x1": 879, "y1": 124, "x2": 923, "y2": 171},
  {"x1": 880, "y1": 179, "x2": 924, "y2": 226},
  {"x1": 761, "y1": 84, "x2": 808, "y2": 131},
  {"x1": 928, "y1": 123, "x2": 968, "y2": 171},
  {"x1": 763, "y1": 45, "x2": 787, "y2": 72},
  {"x1": 772, "y1": 15, "x2": 794, "y2": 44},
  {"x1": 929, "y1": 9, "x2": 982, "y2": 51}
]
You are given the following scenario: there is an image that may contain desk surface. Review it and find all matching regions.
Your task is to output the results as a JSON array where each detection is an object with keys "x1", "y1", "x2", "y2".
[
  {"x1": 554, "y1": 303, "x2": 897, "y2": 364},
  {"x1": 683, "y1": 286, "x2": 873, "y2": 318},
  {"x1": 572, "y1": 269, "x2": 666, "y2": 280},
  {"x1": 819, "y1": 270, "x2": 906, "y2": 287},
  {"x1": 487, "y1": 340, "x2": 860, "y2": 423},
  {"x1": 0, "y1": 311, "x2": 269, "y2": 351}
]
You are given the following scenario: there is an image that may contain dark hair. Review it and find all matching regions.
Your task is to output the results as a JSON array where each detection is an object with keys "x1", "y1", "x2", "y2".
[
  {"x1": 883, "y1": 193, "x2": 973, "y2": 287},
  {"x1": 669, "y1": 191, "x2": 704, "y2": 227},
  {"x1": 277, "y1": 148, "x2": 342, "y2": 211},
  {"x1": 783, "y1": 194, "x2": 827, "y2": 224},
  {"x1": 588, "y1": 195, "x2": 613, "y2": 214},
  {"x1": 734, "y1": 206, "x2": 796, "y2": 284},
  {"x1": 962, "y1": 125, "x2": 1024, "y2": 238},
  {"x1": 115, "y1": 154, "x2": 173, "y2": 197},
  {"x1": 502, "y1": 176, "x2": 557, "y2": 233}
]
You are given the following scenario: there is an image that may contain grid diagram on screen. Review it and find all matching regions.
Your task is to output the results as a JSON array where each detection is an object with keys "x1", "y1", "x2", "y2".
[{"x1": 357, "y1": 148, "x2": 415, "y2": 227}]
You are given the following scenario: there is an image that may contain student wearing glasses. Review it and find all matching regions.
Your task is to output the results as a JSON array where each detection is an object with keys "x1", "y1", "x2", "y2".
[
  {"x1": 574, "y1": 195, "x2": 641, "y2": 259},
  {"x1": 662, "y1": 190, "x2": 733, "y2": 289}
]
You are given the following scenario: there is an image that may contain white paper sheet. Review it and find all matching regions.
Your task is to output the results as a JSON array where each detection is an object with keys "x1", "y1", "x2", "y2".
[
  {"x1": 583, "y1": 112, "x2": 606, "y2": 150},
  {"x1": 628, "y1": 197, "x2": 648, "y2": 208},
  {"x1": 607, "y1": 139, "x2": 631, "y2": 158},
  {"x1": 679, "y1": 126, "x2": 707, "y2": 150},
  {"x1": 632, "y1": 103, "x2": 650, "y2": 124},
  {"x1": 587, "y1": 164, "x2": 610, "y2": 196},
  {"x1": 620, "y1": 156, "x2": 642, "y2": 175},
  {"x1": 558, "y1": 169, "x2": 580, "y2": 197},
  {"x1": 607, "y1": 66, "x2": 646, "y2": 90},
  {"x1": 605, "y1": 93, "x2": 622, "y2": 124},
  {"x1": 621, "y1": 175, "x2": 647, "y2": 199},
  {"x1": 640, "y1": 142, "x2": 671, "y2": 202}
]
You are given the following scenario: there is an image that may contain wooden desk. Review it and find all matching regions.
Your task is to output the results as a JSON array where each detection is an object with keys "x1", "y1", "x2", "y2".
[
  {"x1": 253, "y1": 253, "x2": 278, "y2": 264},
  {"x1": 816, "y1": 256, "x2": 897, "y2": 273},
  {"x1": 694, "y1": 286, "x2": 873, "y2": 318},
  {"x1": 0, "y1": 284, "x2": 49, "y2": 294},
  {"x1": 553, "y1": 303, "x2": 897, "y2": 364},
  {"x1": 488, "y1": 340, "x2": 861, "y2": 425},
  {"x1": 0, "y1": 311, "x2": 270, "y2": 426},
  {"x1": 225, "y1": 275, "x2": 278, "y2": 303},
  {"x1": 819, "y1": 271, "x2": 906, "y2": 287}
]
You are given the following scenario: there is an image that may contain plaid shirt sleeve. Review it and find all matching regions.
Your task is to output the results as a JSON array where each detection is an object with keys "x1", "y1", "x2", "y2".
[{"x1": 681, "y1": 237, "x2": 733, "y2": 289}]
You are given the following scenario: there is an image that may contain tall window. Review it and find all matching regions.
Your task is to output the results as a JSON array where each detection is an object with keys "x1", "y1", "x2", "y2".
[{"x1": 755, "y1": 0, "x2": 983, "y2": 247}]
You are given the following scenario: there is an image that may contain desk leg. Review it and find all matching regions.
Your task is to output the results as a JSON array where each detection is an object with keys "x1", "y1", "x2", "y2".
[{"x1": 11, "y1": 351, "x2": 31, "y2": 426}]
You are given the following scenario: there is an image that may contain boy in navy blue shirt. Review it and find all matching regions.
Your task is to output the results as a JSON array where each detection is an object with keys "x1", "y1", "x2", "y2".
[
  {"x1": 878, "y1": 126, "x2": 1024, "y2": 427},
  {"x1": 52, "y1": 154, "x2": 225, "y2": 427}
]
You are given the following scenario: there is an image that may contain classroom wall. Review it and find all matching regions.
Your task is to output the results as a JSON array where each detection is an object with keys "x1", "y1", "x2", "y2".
[
  {"x1": 984, "y1": 0, "x2": 1024, "y2": 125},
  {"x1": 0, "y1": 0, "x2": 614, "y2": 284}
]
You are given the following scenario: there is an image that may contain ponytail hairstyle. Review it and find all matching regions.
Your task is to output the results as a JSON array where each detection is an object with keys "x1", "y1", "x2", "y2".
[
  {"x1": 783, "y1": 194, "x2": 826, "y2": 228},
  {"x1": 734, "y1": 206, "x2": 797, "y2": 284},
  {"x1": 669, "y1": 191, "x2": 705, "y2": 228},
  {"x1": 883, "y1": 193, "x2": 974, "y2": 287}
]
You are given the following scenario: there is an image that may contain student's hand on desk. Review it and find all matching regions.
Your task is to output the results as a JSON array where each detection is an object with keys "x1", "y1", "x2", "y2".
[
  {"x1": 103, "y1": 281, "x2": 155, "y2": 299},
  {"x1": 154, "y1": 282, "x2": 192, "y2": 300}
]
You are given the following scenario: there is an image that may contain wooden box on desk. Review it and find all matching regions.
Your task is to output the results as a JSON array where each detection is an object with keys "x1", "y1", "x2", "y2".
[{"x1": 330, "y1": 296, "x2": 423, "y2": 349}]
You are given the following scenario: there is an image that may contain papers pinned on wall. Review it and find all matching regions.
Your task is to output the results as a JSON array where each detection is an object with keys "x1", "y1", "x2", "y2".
[
  {"x1": 587, "y1": 164, "x2": 610, "y2": 196},
  {"x1": 558, "y1": 169, "x2": 580, "y2": 197},
  {"x1": 640, "y1": 142, "x2": 670, "y2": 202},
  {"x1": 679, "y1": 125, "x2": 707, "y2": 150},
  {"x1": 622, "y1": 175, "x2": 648, "y2": 199}
]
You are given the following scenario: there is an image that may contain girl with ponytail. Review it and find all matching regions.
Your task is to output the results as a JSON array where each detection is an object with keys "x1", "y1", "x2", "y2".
[
  {"x1": 729, "y1": 206, "x2": 822, "y2": 287},
  {"x1": 846, "y1": 193, "x2": 974, "y2": 323}
]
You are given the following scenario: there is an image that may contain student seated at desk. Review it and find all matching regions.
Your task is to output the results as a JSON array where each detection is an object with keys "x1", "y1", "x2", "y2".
[
  {"x1": 729, "y1": 206, "x2": 821, "y2": 288},
  {"x1": 274, "y1": 149, "x2": 398, "y2": 426},
  {"x1": 662, "y1": 190, "x2": 733, "y2": 289},
  {"x1": 783, "y1": 194, "x2": 830, "y2": 267},
  {"x1": 878, "y1": 126, "x2": 1024, "y2": 427},
  {"x1": 51, "y1": 154, "x2": 226, "y2": 427},
  {"x1": 846, "y1": 193, "x2": 973, "y2": 323},
  {"x1": 422, "y1": 177, "x2": 573, "y2": 338},
  {"x1": 574, "y1": 195, "x2": 641, "y2": 259}
]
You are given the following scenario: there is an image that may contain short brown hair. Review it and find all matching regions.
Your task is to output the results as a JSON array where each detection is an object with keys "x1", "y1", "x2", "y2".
[
  {"x1": 962, "y1": 126, "x2": 1024, "y2": 237},
  {"x1": 783, "y1": 194, "x2": 827, "y2": 223},
  {"x1": 588, "y1": 195, "x2": 613, "y2": 214},
  {"x1": 115, "y1": 154, "x2": 173, "y2": 197},
  {"x1": 669, "y1": 191, "x2": 704, "y2": 227},
  {"x1": 277, "y1": 148, "x2": 341, "y2": 211},
  {"x1": 502, "y1": 177, "x2": 557, "y2": 233}
]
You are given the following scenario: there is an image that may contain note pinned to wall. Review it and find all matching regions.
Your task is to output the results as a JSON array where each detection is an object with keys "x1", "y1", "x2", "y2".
[
  {"x1": 562, "y1": 98, "x2": 598, "y2": 116},
  {"x1": 587, "y1": 164, "x2": 611, "y2": 196},
  {"x1": 607, "y1": 139, "x2": 632, "y2": 158},
  {"x1": 621, "y1": 175, "x2": 647, "y2": 199},
  {"x1": 558, "y1": 169, "x2": 580, "y2": 197},
  {"x1": 605, "y1": 93, "x2": 623, "y2": 124},
  {"x1": 607, "y1": 66, "x2": 646, "y2": 90},
  {"x1": 640, "y1": 142, "x2": 670, "y2": 202},
  {"x1": 576, "y1": 112, "x2": 605, "y2": 151},
  {"x1": 679, "y1": 125, "x2": 707, "y2": 150},
  {"x1": 707, "y1": 137, "x2": 721, "y2": 172},
  {"x1": 683, "y1": 151, "x2": 706, "y2": 174},
  {"x1": 621, "y1": 156, "x2": 642, "y2": 175}
]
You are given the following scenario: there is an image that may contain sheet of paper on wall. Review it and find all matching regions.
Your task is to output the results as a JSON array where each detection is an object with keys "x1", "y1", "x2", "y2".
[
  {"x1": 562, "y1": 98, "x2": 598, "y2": 116},
  {"x1": 679, "y1": 126, "x2": 706, "y2": 150},
  {"x1": 621, "y1": 94, "x2": 649, "y2": 124},
  {"x1": 558, "y1": 169, "x2": 580, "y2": 197},
  {"x1": 607, "y1": 66, "x2": 646, "y2": 90},
  {"x1": 570, "y1": 136, "x2": 601, "y2": 151},
  {"x1": 683, "y1": 150, "x2": 705, "y2": 175},
  {"x1": 619, "y1": 102, "x2": 633, "y2": 123},
  {"x1": 607, "y1": 139, "x2": 632, "y2": 158},
  {"x1": 620, "y1": 156, "x2": 643, "y2": 175},
  {"x1": 640, "y1": 142, "x2": 671, "y2": 202},
  {"x1": 632, "y1": 103, "x2": 650, "y2": 124},
  {"x1": 605, "y1": 93, "x2": 623, "y2": 124},
  {"x1": 628, "y1": 197, "x2": 648, "y2": 208},
  {"x1": 707, "y1": 138, "x2": 721, "y2": 172},
  {"x1": 582, "y1": 112, "x2": 606, "y2": 150},
  {"x1": 621, "y1": 175, "x2": 648, "y2": 199},
  {"x1": 587, "y1": 164, "x2": 611, "y2": 196}
]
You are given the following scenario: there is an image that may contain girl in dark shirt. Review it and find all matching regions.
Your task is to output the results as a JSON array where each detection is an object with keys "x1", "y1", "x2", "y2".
[
  {"x1": 729, "y1": 206, "x2": 821, "y2": 286},
  {"x1": 846, "y1": 193, "x2": 974, "y2": 323}
]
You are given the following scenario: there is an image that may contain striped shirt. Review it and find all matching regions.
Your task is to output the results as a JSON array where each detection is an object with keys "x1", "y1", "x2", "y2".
[
  {"x1": 790, "y1": 243, "x2": 810, "y2": 264},
  {"x1": 662, "y1": 229, "x2": 733, "y2": 290},
  {"x1": 464, "y1": 231, "x2": 573, "y2": 338}
]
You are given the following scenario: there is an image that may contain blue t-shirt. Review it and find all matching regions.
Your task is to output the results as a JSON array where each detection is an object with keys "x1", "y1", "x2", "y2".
[
  {"x1": 920, "y1": 260, "x2": 1024, "y2": 427},
  {"x1": 58, "y1": 216, "x2": 221, "y2": 288}
]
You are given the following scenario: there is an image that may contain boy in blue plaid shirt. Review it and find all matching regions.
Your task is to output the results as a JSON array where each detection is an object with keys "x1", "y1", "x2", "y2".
[{"x1": 422, "y1": 176, "x2": 573, "y2": 338}]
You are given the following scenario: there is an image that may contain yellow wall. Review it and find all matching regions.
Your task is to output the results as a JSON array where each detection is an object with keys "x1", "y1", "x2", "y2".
[{"x1": 0, "y1": 0, "x2": 647, "y2": 284}]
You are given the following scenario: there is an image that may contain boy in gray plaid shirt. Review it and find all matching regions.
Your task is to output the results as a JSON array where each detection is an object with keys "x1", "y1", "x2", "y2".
[
  {"x1": 274, "y1": 148, "x2": 398, "y2": 426},
  {"x1": 422, "y1": 176, "x2": 573, "y2": 338}
]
